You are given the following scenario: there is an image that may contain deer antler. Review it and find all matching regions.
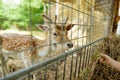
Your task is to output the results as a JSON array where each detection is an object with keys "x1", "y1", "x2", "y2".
[
  {"x1": 54, "y1": 15, "x2": 57, "y2": 24},
  {"x1": 42, "y1": 14, "x2": 53, "y2": 23}
]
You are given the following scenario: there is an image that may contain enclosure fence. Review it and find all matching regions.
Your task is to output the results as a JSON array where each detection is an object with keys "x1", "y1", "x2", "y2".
[{"x1": 0, "y1": 0, "x2": 114, "y2": 80}]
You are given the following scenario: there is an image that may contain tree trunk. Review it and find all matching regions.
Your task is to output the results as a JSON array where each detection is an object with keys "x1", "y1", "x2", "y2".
[{"x1": 111, "y1": 0, "x2": 119, "y2": 35}]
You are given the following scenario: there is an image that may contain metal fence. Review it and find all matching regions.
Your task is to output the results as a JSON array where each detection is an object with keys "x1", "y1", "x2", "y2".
[{"x1": 0, "y1": 0, "x2": 114, "y2": 80}]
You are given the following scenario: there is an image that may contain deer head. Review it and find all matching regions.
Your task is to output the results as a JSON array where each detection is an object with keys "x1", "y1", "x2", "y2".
[{"x1": 37, "y1": 14, "x2": 74, "y2": 50}]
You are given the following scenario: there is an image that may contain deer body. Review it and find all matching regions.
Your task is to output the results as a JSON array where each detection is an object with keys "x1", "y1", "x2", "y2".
[
  {"x1": 1, "y1": 33, "x2": 48, "y2": 56},
  {"x1": 1, "y1": 33, "x2": 59, "y2": 65}
]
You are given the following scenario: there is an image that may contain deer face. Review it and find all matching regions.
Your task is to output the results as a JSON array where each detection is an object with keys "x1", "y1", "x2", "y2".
[
  {"x1": 37, "y1": 14, "x2": 74, "y2": 50},
  {"x1": 52, "y1": 24, "x2": 74, "y2": 49}
]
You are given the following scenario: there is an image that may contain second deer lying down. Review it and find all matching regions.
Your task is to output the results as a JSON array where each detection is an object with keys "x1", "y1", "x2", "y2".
[{"x1": 0, "y1": 14, "x2": 74, "y2": 75}]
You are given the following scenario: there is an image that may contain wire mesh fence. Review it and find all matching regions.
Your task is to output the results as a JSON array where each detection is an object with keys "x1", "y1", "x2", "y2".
[
  {"x1": 0, "y1": 0, "x2": 114, "y2": 80},
  {"x1": 0, "y1": 38, "x2": 103, "y2": 80}
]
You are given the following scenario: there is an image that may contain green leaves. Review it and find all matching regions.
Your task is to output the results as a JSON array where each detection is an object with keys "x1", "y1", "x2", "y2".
[{"x1": 0, "y1": 0, "x2": 45, "y2": 30}]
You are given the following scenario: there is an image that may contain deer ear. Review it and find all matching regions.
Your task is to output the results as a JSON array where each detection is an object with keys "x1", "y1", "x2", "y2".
[
  {"x1": 66, "y1": 24, "x2": 74, "y2": 31},
  {"x1": 36, "y1": 24, "x2": 49, "y2": 31}
]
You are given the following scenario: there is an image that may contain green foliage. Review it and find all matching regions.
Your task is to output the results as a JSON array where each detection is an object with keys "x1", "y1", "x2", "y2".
[
  {"x1": 1, "y1": 21, "x2": 10, "y2": 29},
  {"x1": 0, "y1": 0, "x2": 45, "y2": 30}
]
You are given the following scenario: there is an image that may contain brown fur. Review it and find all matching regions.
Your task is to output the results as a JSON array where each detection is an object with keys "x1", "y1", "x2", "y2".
[{"x1": 0, "y1": 33, "x2": 44, "y2": 52}]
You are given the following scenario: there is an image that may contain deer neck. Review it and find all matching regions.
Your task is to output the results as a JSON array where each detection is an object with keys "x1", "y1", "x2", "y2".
[{"x1": 37, "y1": 37, "x2": 57, "y2": 57}]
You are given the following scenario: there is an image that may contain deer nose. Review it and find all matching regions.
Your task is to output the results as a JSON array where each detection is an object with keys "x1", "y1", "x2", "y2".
[{"x1": 67, "y1": 43, "x2": 73, "y2": 48}]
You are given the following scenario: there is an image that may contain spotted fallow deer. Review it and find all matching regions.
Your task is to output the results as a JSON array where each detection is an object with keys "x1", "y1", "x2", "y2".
[{"x1": 0, "y1": 14, "x2": 74, "y2": 76}]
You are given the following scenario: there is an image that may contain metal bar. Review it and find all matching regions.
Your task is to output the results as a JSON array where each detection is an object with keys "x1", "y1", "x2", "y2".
[
  {"x1": 29, "y1": 0, "x2": 35, "y2": 67},
  {"x1": 84, "y1": 47, "x2": 88, "y2": 68},
  {"x1": 74, "y1": 50, "x2": 78, "y2": 79},
  {"x1": 84, "y1": 6, "x2": 89, "y2": 69},
  {"x1": 74, "y1": 0, "x2": 81, "y2": 78},
  {"x1": 85, "y1": 3, "x2": 90, "y2": 69},
  {"x1": 70, "y1": 53, "x2": 73, "y2": 80},
  {"x1": 55, "y1": 61, "x2": 58, "y2": 80},
  {"x1": 88, "y1": 45, "x2": 93, "y2": 65},
  {"x1": 43, "y1": 22, "x2": 104, "y2": 26},
  {"x1": 82, "y1": 48, "x2": 86, "y2": 70},
  {"x1": 28, "y1": 0, "x2": 32, "y2": 32},
  {"x1": 77, "y1": 49, "x2": 83, "y2": 79},
  {"x1": 86, "y1": 46, "x2": 90, "y2": 65},
  {"x1": 44, "y1": 66, "x2": 47, "y2": 80},
  {"x1": 60, "y1": 1, "x2": 66, "y2": 79},
  {"x1": 28, "y1": 73, "x2": 31, "y2": 80},
  {"x1": 48, "y1": 0, "x2": 52, "y2": 57},
  {"x1": 70, "y1": 0, "x2": 73, "y2": 79},
  {"x1": 63, "y1": 57, "x2": 67, "y2": 80},
  {"x1": 61, "y1": 0, "x2": 64, "y2": 63},
  {"x1": 81, "y1": 0, "x2": 85, "y2": 71},
  {"x1": 91, "y1": 7, "x2": 94, "y2": 43},
  {"x1": 86, "y1": 47, "x2": 90, "y2": 68}
]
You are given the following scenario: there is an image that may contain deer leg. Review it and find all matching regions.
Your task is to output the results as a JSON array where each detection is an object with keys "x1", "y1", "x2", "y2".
[
  {"x1": 0, "y1": 55, "x2": 5, "y2": 77},
  {"x1": 0, "y1": 54, "x2": 9, "y2": 77},
  {"x1": 21, "y1": 54, "x2": 37, "y2": 80},
  {"x1": 20, "y1": 52, "x2": 30, "y2": 67},
  {"x1": 30, "y1": 55, "x2": 37, "y2": 80}
]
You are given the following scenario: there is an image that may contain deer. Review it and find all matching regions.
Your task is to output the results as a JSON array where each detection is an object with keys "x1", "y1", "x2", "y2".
[{"x1": 0, "y1": 14, "x2": 74, "y2": 77}]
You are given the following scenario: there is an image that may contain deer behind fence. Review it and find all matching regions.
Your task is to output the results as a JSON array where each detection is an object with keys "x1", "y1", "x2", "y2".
[{"x1": 0, "y1": 14, "x2": 74, "y2": 77}]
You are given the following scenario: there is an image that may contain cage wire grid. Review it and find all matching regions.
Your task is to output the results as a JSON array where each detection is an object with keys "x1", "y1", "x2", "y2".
[{"x1": 0, "y1": 0, "x2": 114, "y2": 80}]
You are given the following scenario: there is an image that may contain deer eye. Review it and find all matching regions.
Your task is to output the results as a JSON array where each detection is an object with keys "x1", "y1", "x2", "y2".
[{"x1": 53, "y1": 33, "x2": 57, "y2": 36}]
